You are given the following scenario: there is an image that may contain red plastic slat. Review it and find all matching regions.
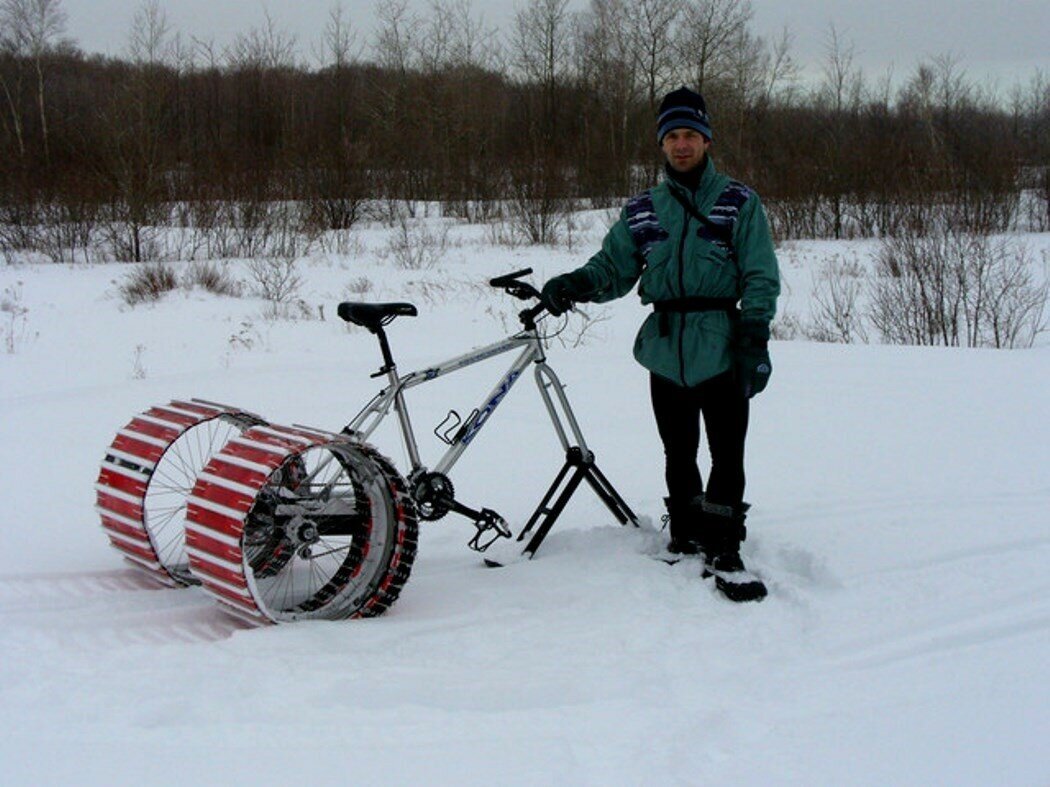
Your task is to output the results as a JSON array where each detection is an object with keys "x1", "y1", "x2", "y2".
[
  {"x1": 126, "y1": 417, "x2": 182, "y2": 443},
  {"x1": 109, "y1": 537, "x2": 161, "y2": 564},
  {"x1": 97, "y1": 468, "x2": 147, "y2": 498},
  {"x1": 221, "y1": 440, "x2": 287, "y2": 467},
  {"x1": 186, "y1": 528, "x2": 243, "y2": 564},
  {"x1": 96, "y1": 491, "x2": 143, "y2": 521},
  {"x1": 201, "y1": 580, "x2": 259, "y2": 612},
  {"x1": 204, "y1": 458, "x2": 269, "y2": 489},
  {"x1": 189, "y1": 556, "x2": 248, "y2": 588},
  {"x1": 145, "y1": 406, "x2": 202, "y2": 428},
  {"x1": 185, "y1": 503, "x2": 244, "y2": 538},
  {"x1": 111, "y1": 433, "x2": 167, "y2": 463},
  {"x1": 241, "y1": 430, "x2": 311, "y2": 452},
  {"x1": 169, "y1": 400, "x2": 224, "y2": 417},
  {"x1": 191, "y1": 479, "x2": 255, "y2": 514},
  {"x1": 100, "y1": 516, "x2": 150, "y2": 543}
]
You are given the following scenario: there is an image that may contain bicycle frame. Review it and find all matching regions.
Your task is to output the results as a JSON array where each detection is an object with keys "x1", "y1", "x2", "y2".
[
  {"x1": 343, "y1": 323, "x2": 589, "y2": 481},
  {"x1": 332, "y1": 269, "x2": 639, "y2": 556}
]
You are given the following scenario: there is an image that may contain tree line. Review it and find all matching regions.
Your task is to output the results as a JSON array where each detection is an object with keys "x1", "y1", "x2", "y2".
[{"x1": 1, "y1": 0, "x2": 1048, "y2": 263}]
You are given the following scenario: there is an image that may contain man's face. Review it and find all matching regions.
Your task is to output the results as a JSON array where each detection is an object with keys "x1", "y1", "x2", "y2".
[{"x1": 661, "y1": 128, "x2": 711, "y2": 173}]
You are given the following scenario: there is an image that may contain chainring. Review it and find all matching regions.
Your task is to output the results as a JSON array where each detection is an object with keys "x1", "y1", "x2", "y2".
[{"x1": 411, "y1": 471, "x2": 455, "y2": 521}]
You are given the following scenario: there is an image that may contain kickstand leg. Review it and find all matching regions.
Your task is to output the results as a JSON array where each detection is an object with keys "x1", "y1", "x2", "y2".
[{"x1": 516, "y1": 447, "x2": 638, "y2": 559}]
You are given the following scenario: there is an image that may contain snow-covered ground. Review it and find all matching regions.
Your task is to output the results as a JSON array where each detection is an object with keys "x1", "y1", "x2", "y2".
[{"x1": 1, "y1": 218, "x2": 1048, "y2": 785}]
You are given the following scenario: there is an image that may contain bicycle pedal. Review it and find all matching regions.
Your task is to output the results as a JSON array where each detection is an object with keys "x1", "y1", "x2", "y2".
[{"x1": 467, "y1": 508, "x2": 512, "y2": 552}]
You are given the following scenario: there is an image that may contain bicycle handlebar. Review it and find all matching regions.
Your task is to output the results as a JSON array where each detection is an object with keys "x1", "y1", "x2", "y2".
[
  {"x1": 489, "y1": 268, "x2": 558, "y2": 327},
  {"x1": 490, "y1": 268, "x2": 542, "y2": 303}
]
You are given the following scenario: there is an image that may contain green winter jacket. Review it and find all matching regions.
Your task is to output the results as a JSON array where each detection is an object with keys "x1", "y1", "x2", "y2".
[{"x1": 572, "y1": 156, "x2": 780, "y2": 386}]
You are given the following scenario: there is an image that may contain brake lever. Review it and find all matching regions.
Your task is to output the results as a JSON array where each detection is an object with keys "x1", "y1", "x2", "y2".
[{"x1": 507, "y1": 282, "x2": 541, "y2": 301}]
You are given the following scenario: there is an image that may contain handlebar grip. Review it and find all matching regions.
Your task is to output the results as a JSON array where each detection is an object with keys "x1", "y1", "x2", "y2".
[{"x1": 489, "y1": 268, "x2": 533, "y2": 288}]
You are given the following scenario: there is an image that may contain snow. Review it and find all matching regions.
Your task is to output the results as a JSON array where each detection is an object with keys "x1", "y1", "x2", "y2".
[{"x1": 2, "y1": 220, "x2": 1049, "y2": 785}]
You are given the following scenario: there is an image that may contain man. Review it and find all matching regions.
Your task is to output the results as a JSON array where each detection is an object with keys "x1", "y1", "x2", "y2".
[{"x1": 540, "y1": 86, "x2": 780, "y2": 603}]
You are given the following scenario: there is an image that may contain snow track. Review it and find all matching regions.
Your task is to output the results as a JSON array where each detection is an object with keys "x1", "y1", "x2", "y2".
[{"x1": 0, "y1": 569, "x2": 252, "y2": 645}]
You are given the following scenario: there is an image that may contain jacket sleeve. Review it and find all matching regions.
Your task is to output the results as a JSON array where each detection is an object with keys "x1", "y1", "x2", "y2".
[
  {"x1": 571, "y1": 210, "x2": 646, "y2": 304},
  {"x1": 733, "y1": 195, "x2": 780, "y2": 324}
]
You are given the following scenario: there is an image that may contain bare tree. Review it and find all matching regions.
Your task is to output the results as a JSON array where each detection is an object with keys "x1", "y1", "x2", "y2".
[
  {"x1": 443, "y1": 0, "x2": 501, "y2": 71},
  {"x1": 509, "y1": 0, "x2": 576, "y2": 152},
  {"x1": 575, "y1": 0, "x2": 643, "y2": 197},
  {"x1": 0, "y1": 0, "x2": 67, "y2": 166},
  {"x1": 126, "y1": 0, "x2": 174, "y2": 66},
  {"x1": 759, "y1": 26, "x2": 799, "y2": 108},
  {"x1": 373, "y1": 0, "x2": 419, "y2": 76},
  {"x1": 817, "y1": 25, "x2": 863, "y2": 114},
  {"x1": 508, "y1": 0, "x2": 577, "y2": 242},
  {"x1": 674, "y1": 0, "x2": 752, "y2": 94},
  {"x1": 0, "y1": 19, "x2": 27, "y2": 160},
  {"x1": 813, "y1": 25, "x2": 865, "y2": 238},
  {"x1": 623, "y1": 0, "x2": 679, "y2": 110},
  {"x1": 314, "y1": 2, "x2": 360, "y2": 69},
  {"x1": 226, "y1": 10, "x2": 298, "y2": 70},
  {"x1": 100, "y1": 0, "x2": 182, "y2": 262}
]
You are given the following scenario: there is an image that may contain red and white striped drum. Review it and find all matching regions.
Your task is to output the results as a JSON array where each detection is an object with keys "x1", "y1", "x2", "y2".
[
  {"x1": 184, "y1": 423, "x2": 418, "y2": 624},
  {"x1": 95, "y1": 399, "x2": 264, "y2": 586}
]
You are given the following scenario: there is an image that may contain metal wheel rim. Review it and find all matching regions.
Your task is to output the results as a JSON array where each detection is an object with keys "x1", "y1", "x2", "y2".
[
  {"x1": 143, "y1": 416, "x2": 243, "y2": 583},
  {"x1": 243, "y1": 443, "x2": 397, "y2": 622}
]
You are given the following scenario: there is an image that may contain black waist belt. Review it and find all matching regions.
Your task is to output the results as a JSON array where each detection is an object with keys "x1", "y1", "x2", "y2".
[{"x1": 653, "y1": 297, "x2": 739, "y2": 336}]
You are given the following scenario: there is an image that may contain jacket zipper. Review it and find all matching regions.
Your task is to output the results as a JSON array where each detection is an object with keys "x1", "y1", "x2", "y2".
[{"x1": 676, "y1": 192, "x2": 690, "y2": 387}]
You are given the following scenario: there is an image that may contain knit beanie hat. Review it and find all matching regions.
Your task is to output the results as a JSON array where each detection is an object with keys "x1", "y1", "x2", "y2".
[{"x1": 656, "y1": 86, "x2": 713, "y2": 143}]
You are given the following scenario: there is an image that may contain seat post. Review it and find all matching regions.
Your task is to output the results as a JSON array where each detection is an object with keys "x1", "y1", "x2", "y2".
[{"x1": 374, "y1": 326, "x2": 397, "y2": 371}]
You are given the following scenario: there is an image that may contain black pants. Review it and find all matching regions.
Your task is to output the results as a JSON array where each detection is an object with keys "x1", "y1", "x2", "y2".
[{"x1": 650, "y1": 370, "x2": 749, "y2": 508}]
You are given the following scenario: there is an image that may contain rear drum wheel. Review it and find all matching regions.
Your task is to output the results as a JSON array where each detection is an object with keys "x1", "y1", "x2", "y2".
[{"x1": 185, "y1": 424, "x2": 418, "y2": 624}]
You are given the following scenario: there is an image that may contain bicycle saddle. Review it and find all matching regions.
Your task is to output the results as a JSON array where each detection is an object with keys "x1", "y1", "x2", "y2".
[{"x1": 337, "y1": 302, "x2": 418, "y2": 333}]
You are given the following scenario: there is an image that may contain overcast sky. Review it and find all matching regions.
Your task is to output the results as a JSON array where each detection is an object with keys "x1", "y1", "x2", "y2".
[{"x1": 60, "y1": 0, "x2": 1049, "y2": 89}]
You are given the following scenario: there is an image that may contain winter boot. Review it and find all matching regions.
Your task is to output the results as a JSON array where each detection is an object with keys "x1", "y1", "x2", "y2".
[
  {"x1": 662, "y1": 496, "x2": 703, "y2": 556},
  {"x1": 697, "y1": 498, "x2": 767, "y2": 603}
]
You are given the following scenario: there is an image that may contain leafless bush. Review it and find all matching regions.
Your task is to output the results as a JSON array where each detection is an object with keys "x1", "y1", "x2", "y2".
[
  {"x1": 102, "y1": 221, "x2": 162, "y2": 264},
  {"x1": 809, "y1": 255, "x2": 868, "y2": 343},
  {"x1": 870, "y1": 227, "x2": 1047, "y2": 348},
  {"x1": 484, "y1": 211, "x2": 526, "y2": 248},
  {"x1": 403, "y1": 278, "x2": 456, "y2": 305},
  {"x1": 261, "y1": 297, "x2": 314, "y2": 321},
  {"x1": 502, "y1": 170, "x2": 573, "y2": 247},
  {"x1": 130, "y1": 344, "x2": 147, "y2": 379},
  {"x1": 301, "y1": 164, "x2": 371, "y2": 233},
  {"x1": 443, "y1": 198, "x2": 505, "y2": 225},
  {"x1": 245, "y1": 255, "x2": 303, "y2": 306},
  {"x1": 189, "y1": 199, "x2": 317, "y2": 260},
  {"x1": 771, "y1": 310, "x2": 804, "y2": 340},
  {"x1": 0, "y1": 200, "x2": 41, "y2": 259},
  {"x1": 119, "y1": 262, "x2": 178, "y2": 306},
  {"x1": 34, "y1": 199, "x2": 100, "y2": 264},
  {"x1": 2, "y1": 281, "x2": 32, "y2": 353},
  {"x1": 223, "y1": 318, "x2": 263, "y2": 366},
  {"x1": 1, "y1": 198, "x2": 101, "y2": 264},
  {"x1": 380, "y1": 213, "x2": 452, "y2": 270},
  {"x1": 343, "y1": 276, "x2": 373, "y2": 296},
  {"x1": 316, "y1": 228, "x2": 367, "y2": 256},
  {"x1": 182, "y1": 260, "x2": 242, "y2": 297}
]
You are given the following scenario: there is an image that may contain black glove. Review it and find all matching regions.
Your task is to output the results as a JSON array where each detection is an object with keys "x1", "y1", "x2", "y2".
[
  {"x1": 540, "y1": 271, "x2": 591, "y2": 317},
  {"x1": 733, "y1": 320, "x2": 772, "y2": 398}
]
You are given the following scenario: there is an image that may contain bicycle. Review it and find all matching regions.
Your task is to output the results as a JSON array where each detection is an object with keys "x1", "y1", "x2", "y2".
[{"x1": 95, "y1": 269, "x2": 638, "y2": 625}]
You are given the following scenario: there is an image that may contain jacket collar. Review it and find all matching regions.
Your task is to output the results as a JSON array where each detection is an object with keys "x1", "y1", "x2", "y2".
[{"x1": 665, "y1": 155, "x2": 718, "y2": 205}]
